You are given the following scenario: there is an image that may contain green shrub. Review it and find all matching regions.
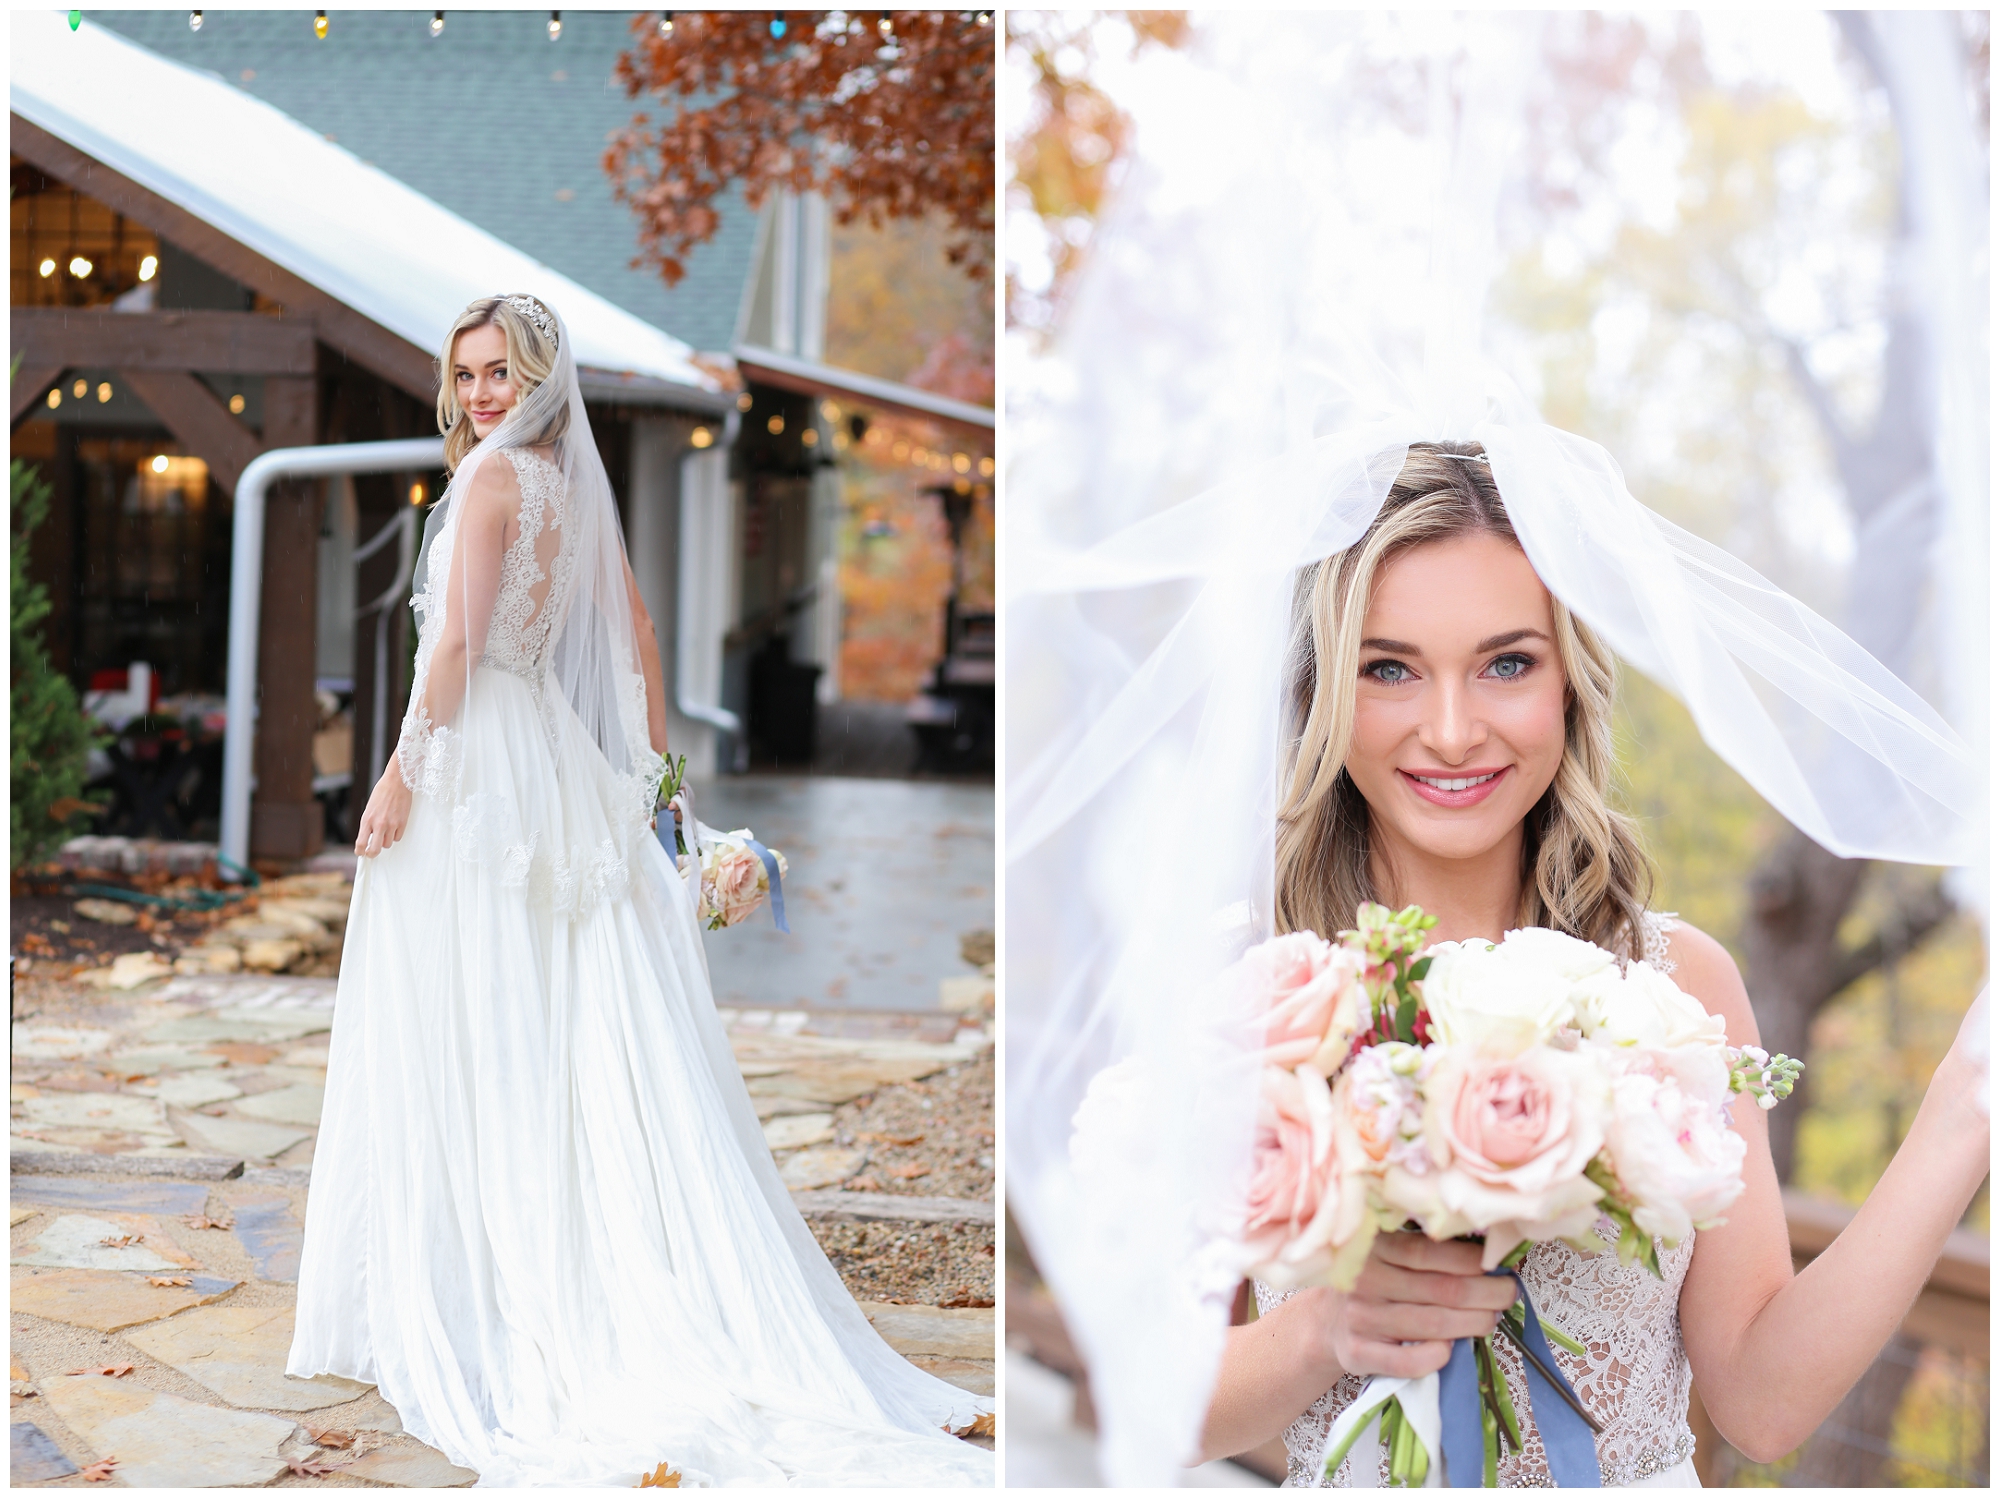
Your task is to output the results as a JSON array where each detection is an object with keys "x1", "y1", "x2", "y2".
[{"x1": 11, "y1": 457, "x2": 108, "y2": 869}]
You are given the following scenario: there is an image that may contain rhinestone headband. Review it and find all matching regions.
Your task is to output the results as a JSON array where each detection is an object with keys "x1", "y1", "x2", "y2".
[
  {"x1": 1441, "y1": 451, "x2": 1489, "y2": 462},
  {"x1": 503, "y1": 294, "x2": 559, "y2": 349}
]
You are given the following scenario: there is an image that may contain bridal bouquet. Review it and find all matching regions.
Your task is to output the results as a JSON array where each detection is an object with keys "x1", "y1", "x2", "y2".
[
  {"x1": 655, "y1": 753, "x2": 791, "y2": 933},
  {"x1": 1227, "y1": 904, "x2": 1799, "y2": 1486}
]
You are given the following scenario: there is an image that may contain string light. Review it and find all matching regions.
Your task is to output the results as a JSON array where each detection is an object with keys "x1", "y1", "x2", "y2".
[
  {"x1": 38, "y1": 258, "x2": 56, "y2": 278},
  {"x1": 952, "y1": 452, "x2": 970, "y2": 473},
  {"x1": 69, "y1": 255, "x2": 94, "y2": 278},
  {"x1": 801, "y1": 427, "x2": 819, "y2": 448},
  {"x1": 766, "y1": 414, "x2": 785, "y2": 435},
  {"x1": 769, "y1": 14, "x2": 785, "y2": 39},
  {"x1": 313, "y1": 10, "x2": 327, "y2": 39},
  {"x1": 657, "y1": 11, "x2": 673, "y2": 35},
  {"x1": 735, "y1": 392, "x2": 754, "y2": 412},
  {"x1": 47, "y1": 389, "x2": 61, "y2": 410},
  {"x1": 690, "y1": 425, "x2": 713, "y2": 449},
  {"x1": 73, "y1": 379, "x2": 88, "y2": 398},
  {"x1": 547, "y1": 10, "x2": 561, "y2": 40},
  {"x1": 68, "y1": 10, "x2": 80, "y2": 31},
  {"x1": 138, "y1": 254, "x2": 157, "y2": 281},
  {"x1": 97, "y1": 382, "x2": 113, "y2": 404},
  {"x1": 977, "y1": 456, "x2": 994, "y2": 478},
  {"x1": 189, "y1": 10, "x2": 202, "y2": 31},
  {"x1": 152, "y1": 455, "x2": 170, "y2": 474},
  {"x1": 409, "y1": 482, "x2": 427, "y2": 506},
  {"x1": 430, "y1": 10, "x2": 443, "y2": 34},
  {"x1": 878, "y1": 14, "x2": 892, "y2": 37},
  {"x1": 228, "y1": 394, "x2": 246, "y2": 414}
]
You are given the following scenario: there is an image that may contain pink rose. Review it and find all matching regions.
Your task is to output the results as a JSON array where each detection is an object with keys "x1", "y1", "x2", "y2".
[
  {"x1": 1600, "y1": 1061, "x2": 1745, "y2": 1244},
  {"x1": 1233, "y1": 932, "x2": 1367, "y2": 1075},
  {"x1": 1241, "y1": 1065, "x2": 1342, "y2": 1266},
  {"x1": 1422, "y1": 1045, "x2": 1608, "y2": 1266},
  {"x1": 705, "y1": 847, "x2": 765, "y2": 925}
]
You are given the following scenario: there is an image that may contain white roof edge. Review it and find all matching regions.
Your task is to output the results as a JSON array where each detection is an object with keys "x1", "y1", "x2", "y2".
[
  {"x1": 733, "y1": 344, "x2": 996, "y2": 433},
  {"x1": 11, "y1": 14, "x2": 717, "y2": 395}
]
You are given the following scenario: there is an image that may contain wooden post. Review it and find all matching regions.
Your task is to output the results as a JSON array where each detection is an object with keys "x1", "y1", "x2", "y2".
[{"x1": 250, "y1": 373, "x2": 325, "y2": 862}]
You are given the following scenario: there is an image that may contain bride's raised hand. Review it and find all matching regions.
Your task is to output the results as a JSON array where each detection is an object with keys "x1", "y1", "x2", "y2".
[
  {"x1": 354, "y1": 763, "x2": 414, "y2": 859},
  {"x1": 1312, "y1": 1231, "x2": 1518, "y2": 1379}
]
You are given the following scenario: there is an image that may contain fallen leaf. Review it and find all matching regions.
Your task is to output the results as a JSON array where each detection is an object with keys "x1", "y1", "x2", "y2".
[
  {"x1": 305, "y1": 1427, "x2": 356, "y2": 1449},
  {"x1": 637, "y1": 1460, "x2": 682, "y2": 1487},
  {"x1": 969, "y1": 1411, "x2": 997, "y2": 1438},
  {"x1": 887, "y1": 1162, "x2": 931, "y2": 1180},
  {"x1": 844, "y1": 1174, "x2": 883, "y2": 1192},
  {"x1": 80, "y1": 1456, "x2": 119, "y2": 1482},
  {"x1": 146, "y1": 1275, "x2": 192, "y2": 1288},
  {"x1": 182, "y1": 1213, "x2": 234, "y2": 1231},
  {"x1": 286, "y1": 1457, "x2": 350, "y2": 1477},
  {"x1": 67, "y1": 1365, "x2": 135, "y2": 1379},
  {"x1": 939, "y1": 1293, "x2": 995, "y2": 1309},
  {"x1": 860, "y1": 1131, "x2": 925, "y2": 1147},
  {"x1": 97, "y1": 1234, "x2": 138, "y2": 1248}
]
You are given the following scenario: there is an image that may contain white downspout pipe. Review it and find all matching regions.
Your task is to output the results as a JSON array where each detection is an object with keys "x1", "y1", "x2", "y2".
[
  {"x1": 221, "y1": 438, "x2": 446, "y2": 876},
  {"x1": 676, "y1": 408, "x2": 742, "y2": 737}
]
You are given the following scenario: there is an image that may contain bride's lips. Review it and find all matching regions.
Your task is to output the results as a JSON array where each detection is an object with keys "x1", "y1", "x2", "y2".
[{"x1": 1400, "y1": 765, "x2": 1509, "y2": 808}]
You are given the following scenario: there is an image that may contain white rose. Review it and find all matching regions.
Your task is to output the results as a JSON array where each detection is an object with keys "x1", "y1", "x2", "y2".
[
  {"x1": 1422, "y1": 940, "x2": 1577, "y2": 1055},
  {"x1": 1586, "y1": 962, "x2": 1728, "y2": 1051},
  {"x1": 1498, "y1": 927, "x2": 1619, "y2": 984},
  {"x1": 1600, "y1": 1064, "x2": 1746, "y2": 1244}
]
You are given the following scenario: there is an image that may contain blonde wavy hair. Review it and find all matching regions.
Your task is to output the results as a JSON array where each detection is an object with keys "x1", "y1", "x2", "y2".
[
  {"x1": 434, "y1": 295, "x2": 566, "y2": 472},
  {"x1": 1274, "y1": 442, "x2": 1654, "y2": 959}
]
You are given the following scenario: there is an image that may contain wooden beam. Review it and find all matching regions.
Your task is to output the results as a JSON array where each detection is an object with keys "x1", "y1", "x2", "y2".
[
  {"x1": 13, "y1": 309, "x2": 316, "y2": 376},
  {"x1": 11, "y1": 113, "x2": 438, "y2": 403},
  {"x1": 11, "y1": 364, "x2": 65, "y2": 424},
  {"x1": 116, "y1": 369, "x2": 263, "y2": 495}
]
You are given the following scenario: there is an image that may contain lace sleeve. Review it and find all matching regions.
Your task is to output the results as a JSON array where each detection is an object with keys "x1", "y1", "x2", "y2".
[{"x1": 393, "y1": 459, "x2": 514, "y2": 799}]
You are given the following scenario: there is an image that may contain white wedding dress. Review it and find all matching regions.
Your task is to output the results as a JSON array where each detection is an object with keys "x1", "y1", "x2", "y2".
[
  {"x1": 289, "y1": 449, "x2": 992, "y2": 1487},
  {"x1": 1256, "y1": 914, "x2": 1700, "y2": 1490}
]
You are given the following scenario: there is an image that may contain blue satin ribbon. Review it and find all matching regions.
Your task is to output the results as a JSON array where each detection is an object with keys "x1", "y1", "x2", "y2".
[
  {"x1": 745, "y1": 837, "x2": 789, "y2": 933},
  {"x1": 1438, "y1": 1271, "x2": 1600, "y2": 1487}
]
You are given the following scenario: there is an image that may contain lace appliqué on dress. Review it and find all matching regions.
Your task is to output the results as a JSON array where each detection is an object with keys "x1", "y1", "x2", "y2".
[{"x1": 1636, "y1": 909, "x2": 1679, "y2": 976}]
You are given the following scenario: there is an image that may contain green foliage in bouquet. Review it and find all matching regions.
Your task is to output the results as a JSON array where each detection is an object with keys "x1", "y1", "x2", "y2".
[
  {"x1": 11, "y1": 458, "x2": 109, "y2": 870},
  {"x1": 1345, "y1": 903, "x2": 1440, "y2": 1050},
  {"x1": 656, "y1": 751, "x2": 689, "y2": 855}
]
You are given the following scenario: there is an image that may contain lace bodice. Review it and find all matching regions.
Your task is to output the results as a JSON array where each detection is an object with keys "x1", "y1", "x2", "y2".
[
  {"x1": 397, "y1": 449, "x2": 572, "y2": 800},
  {"x1": 1259, "y1": 912, "x2": 1697, "y2": 1488},
  {"x1": 480, "y1": 448, "x2": 573, "y2": 681}
]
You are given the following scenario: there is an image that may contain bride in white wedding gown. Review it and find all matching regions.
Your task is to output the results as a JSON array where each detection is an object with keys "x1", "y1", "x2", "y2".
[{"x1": 288, "y1": 294, "x2": 993, "y2": 1487}]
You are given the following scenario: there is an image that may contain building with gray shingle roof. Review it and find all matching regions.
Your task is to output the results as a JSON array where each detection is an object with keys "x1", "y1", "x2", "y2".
[{"x1": 91, "y1": 8, "x2": 756, "y2": 354}]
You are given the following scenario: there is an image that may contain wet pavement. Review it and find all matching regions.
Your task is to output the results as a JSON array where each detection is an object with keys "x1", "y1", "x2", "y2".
[{"x1": 691, "y1": 775, "x2": 995, "y2": 1014}]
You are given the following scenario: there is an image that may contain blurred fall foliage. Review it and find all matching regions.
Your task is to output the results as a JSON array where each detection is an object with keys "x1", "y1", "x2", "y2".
[{"x1": 607, "y1": 11, "x2": 996, "y2": 287}]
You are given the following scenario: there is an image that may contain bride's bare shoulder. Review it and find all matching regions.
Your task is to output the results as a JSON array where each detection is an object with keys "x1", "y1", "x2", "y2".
[{"x1": 1660, "y1": 918, "x2": 1759, "y2": 1047}]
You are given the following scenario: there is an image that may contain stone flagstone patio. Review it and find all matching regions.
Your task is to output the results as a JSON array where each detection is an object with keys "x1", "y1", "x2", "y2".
[{"x1": 12, "y1": 949, "x2": 994, "y2": 1485}]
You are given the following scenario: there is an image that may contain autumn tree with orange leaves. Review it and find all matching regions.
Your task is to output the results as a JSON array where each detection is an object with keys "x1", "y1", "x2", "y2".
[{"x1": 605, "y1": 11, "x2": 996, "y2": 287}]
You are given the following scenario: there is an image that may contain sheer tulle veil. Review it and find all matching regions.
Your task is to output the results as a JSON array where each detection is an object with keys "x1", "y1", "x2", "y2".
[
  {"x1": 1003, "y1": 15, "x2": 1983, "y2": 1484},
  {"x1": 398, "y1": 298, "x2": 665, "y2": 860}
]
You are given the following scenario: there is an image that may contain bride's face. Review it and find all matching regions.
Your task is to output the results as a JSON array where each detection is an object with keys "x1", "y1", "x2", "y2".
[
  {"x1": 453, "y1": 322, "x2": 518, "y2": 439},
  {"x1": 1343, "y1": 531, "x2": 1569, "y2": 866}
]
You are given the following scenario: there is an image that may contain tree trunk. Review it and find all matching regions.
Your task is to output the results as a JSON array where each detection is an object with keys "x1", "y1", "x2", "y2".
[{"x1": 1740, "y1": 831, "x2": 1868, "y2": 1182}]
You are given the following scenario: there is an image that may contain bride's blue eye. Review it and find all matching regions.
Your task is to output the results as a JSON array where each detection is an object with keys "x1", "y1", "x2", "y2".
[
  {"x1": 1486, "y1": 653, "x2": 1533, "y2": 680},
  {"x1": 1364, "y1": 660, "x2": 1414, "y2": 684}
]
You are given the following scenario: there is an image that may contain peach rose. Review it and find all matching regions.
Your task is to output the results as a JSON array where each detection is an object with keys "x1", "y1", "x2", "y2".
[
  {"x1": 1240, "y1": 1064, "x2": 1376, "y2": 1289},
  {"x1": 1600, "y1": 1061, "x2": 1745, "y2": 1244},
  {"x1": 1422, "y1": 1045, "x2": 1608, "y2": 1266},
  {"x1": 1232, "y1": 932, "x2": 1368, "y2": 1075},
  {"x1": 704, "y1": 846, "x2": 766, "y2": 926}
]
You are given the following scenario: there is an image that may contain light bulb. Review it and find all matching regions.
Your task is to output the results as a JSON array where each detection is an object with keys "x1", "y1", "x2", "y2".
[
  {"x1": 978, "y1": 456, "x2": 994, "y2": 478},
  {"x1": 690, "y1": 426, "x2": 714, "y2": 449},
  {"x1": 97, "y1": 383, "x2": 113, "y2": 404},
  {"x1": 189, "y1": 10, "x2": 203, "y2": 32},
  {"x1": 547, "y1": 10, "x2": 561, "y2": 40},
  {"x1": 952, "y1": 452, "x2": 970, "y2": 473},
  {"x1": 878, "y1": 14, "x2": 892, "y2": 37},
  {"x1": 801, "y1": 427, "x2": 819, "y2": 448},
  {"x1": 46, "y1": 389, "x2": 61, "y2": 409},
  {"x1": 73, "y1": 379, "x2": 88, "y2": 399},
  {"x1": 770, "y1": 16, "x2": 785, "y2": 39},
  {"x1": 736, "y1": 392, "x2": 753, "y2": 412},
  {"x1": 152, "y1": 455, "x2": 170, "y2": 474},
  {"x1": 767, "y1": 414, "x2": 785, "y2": 435},
  {"x1": 38, "y1": 258, "x2": 56, "y2": 278},
  {"x1": 138, "y1": 254, "x2": 158, "y2": 281},
  {"x1": 313, "y1": 11, "x2": 327, "y2": 39},
  {"x1": 409, "y1": 482, "x2": 427, "y2": 506},
  {"x1": 658, "y1": 12, "x2": 673, "y2": 36},
  {"x1": 69, "y1": 256, "x2": 94, "y2": 278},
  {"x1": 430, "y1": 10, "x2": 443, "y2": 34},
  {"x1": 228, "y1": 394, "x2": 246, "y2": 415}
]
